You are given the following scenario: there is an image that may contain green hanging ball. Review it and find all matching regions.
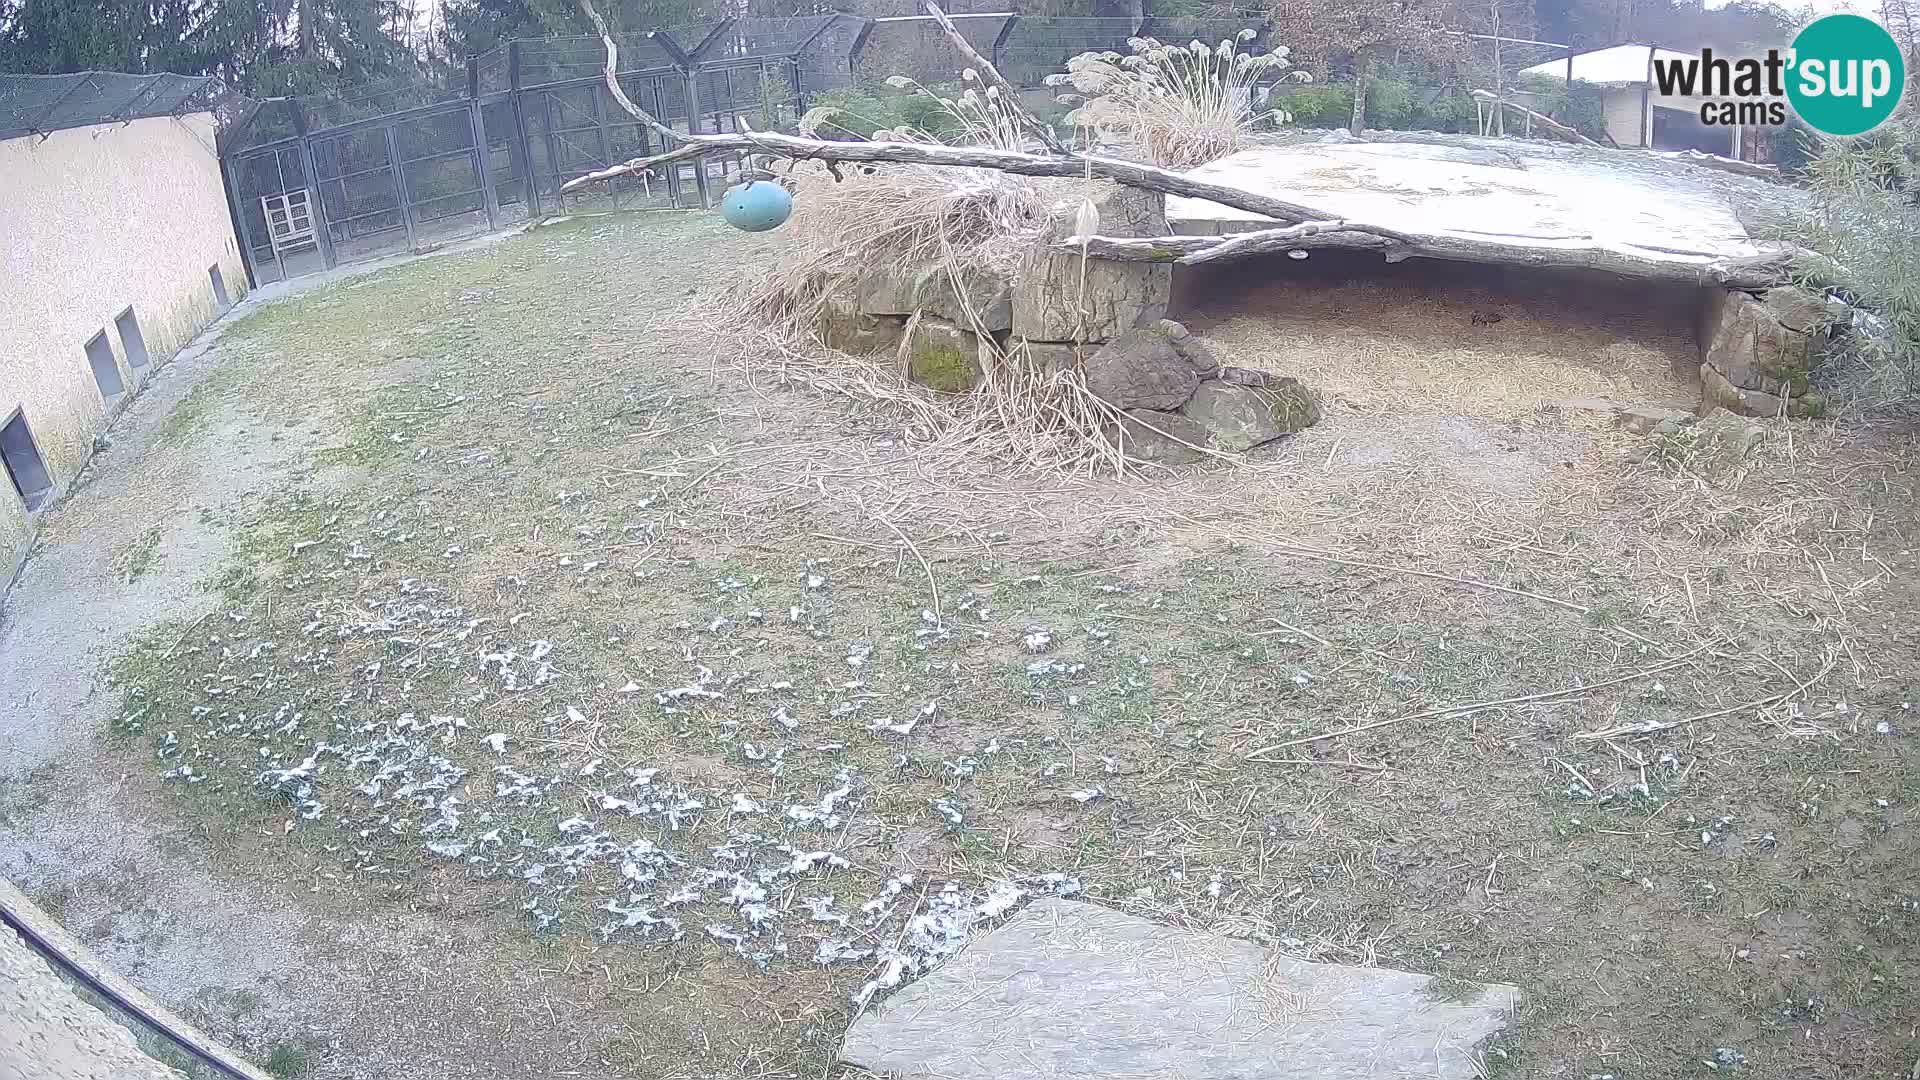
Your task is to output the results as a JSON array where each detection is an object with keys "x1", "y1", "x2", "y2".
[{"x1": 719, "y1": 179, "x2": 793, "y2": 233}]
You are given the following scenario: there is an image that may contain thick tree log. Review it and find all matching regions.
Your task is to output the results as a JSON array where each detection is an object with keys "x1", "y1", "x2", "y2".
[
  {"x1": 561, "y1": 132, "x2": 1357, "y2": 227},
  {"x1": 1071, "y1": 226, "x2": 1792, "y2": 287}
]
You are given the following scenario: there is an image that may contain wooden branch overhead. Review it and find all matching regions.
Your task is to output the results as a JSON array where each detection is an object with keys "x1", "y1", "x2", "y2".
[
  {"x1": 564, "y1": 132, "x2": 1354, "y2": 226},
  {"x1": 1070, "y1": 225, "x2": 1791, "y2": 287},
  {"x1": 567, "y1": 0, "x2": 1789, "y2": 290}
]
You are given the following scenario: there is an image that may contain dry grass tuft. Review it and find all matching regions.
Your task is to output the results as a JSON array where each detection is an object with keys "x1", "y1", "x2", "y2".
[
  {"x1": 1046, "y1": 33, "x2": 1306, "y2": 170},
  {"x1": 734, "y1": 87, "x2": 1158, "y2": 475},
  {"x1": 712, "y1": 312, "x2": 1134, "y2": 478},
  {"x1": 739, "y1": 165, "x2": 1046, "y2": 339}
]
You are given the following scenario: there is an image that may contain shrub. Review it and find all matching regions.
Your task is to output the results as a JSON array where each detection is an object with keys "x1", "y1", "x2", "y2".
[
  {"x1": 1512, "y1": 74, "x2": 1607, "y2": 142},
  {"x1": 1044, "y1": 33, "x2": 1308, "y2": 168},
  {"x1": 1276, "y1": 82, "x2": 1351, "y2": 127},
  {"x1": 753, "y1": 68, "x2": 796, "y2": 133},
  {"x1": 1787, "y1": 121, "x2": 1920, "y2": 404},
  {"x1": 810, "y1": 81, "x2": 971, "y2": 141}
]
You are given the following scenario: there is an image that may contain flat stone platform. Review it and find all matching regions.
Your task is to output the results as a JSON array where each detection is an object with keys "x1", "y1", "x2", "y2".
[
  {"x1": 1167, "y1": 136, "x2": 1768, "y2": 271},
  {"x1": 842, "y1": 898, "x2": 1521, "y2": 1079}
]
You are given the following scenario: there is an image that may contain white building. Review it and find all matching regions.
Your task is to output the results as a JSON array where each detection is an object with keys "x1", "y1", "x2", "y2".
[{"x1": 1518, "y1": 44, "x2": 1767, "y2": 159}]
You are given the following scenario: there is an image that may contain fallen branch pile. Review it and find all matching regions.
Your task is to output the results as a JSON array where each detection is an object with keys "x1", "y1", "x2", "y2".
[{"x1": 565, "y1": 0, "x2": 1790, "y2": 289}]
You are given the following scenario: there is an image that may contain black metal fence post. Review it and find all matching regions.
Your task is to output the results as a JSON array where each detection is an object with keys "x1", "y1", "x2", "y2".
[
  {"x1": 590, "y1": 79, "x2": 618, "y2": 210},
  {"x1": 507, "y1": 43, "x2": 541, "y2": 218},
  {"x1": 685, "y1": 67, "x2": 710, "y2": 208},
  {"x1": 219, "y1": 154, "x2": 260, "y2": 290},
  {"x1": 539, "y1": 90, "x2": 564, "y2": 212},
  {"x1": 991, "y1": 16, "x2": 1020, "y2": 77},
  {"x1": 289, "y1": 100, "x2": 337, "y2": 269},
  {"x1": 466, "y1": 58, "x2": 502, "y2": 230},
  {"x1": 384, "y1": 123, "x2": 420, "y2": 251}
]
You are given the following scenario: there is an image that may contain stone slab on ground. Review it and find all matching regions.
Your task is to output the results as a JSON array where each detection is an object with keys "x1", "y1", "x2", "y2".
[
  {"x1": 1550, "y1": 397, "x2": 1695, "y2": 434},
  {"x1": 841, "y1": 898, "x2": 1520, "y2": 1079}
]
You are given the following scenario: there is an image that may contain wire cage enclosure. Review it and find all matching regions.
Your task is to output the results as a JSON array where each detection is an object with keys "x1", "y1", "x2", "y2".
[
  {"x1": 217, "y1": 17, "x2": 857, "y2": 287},
  {"x1": 211, "y1": 9, "x2": 1270, "y2": 289}
]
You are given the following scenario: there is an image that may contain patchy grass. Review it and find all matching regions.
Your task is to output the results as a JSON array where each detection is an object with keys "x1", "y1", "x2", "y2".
[
  {"x1": 115, "y1": 525, "x2": 163, "y2": 583},
  {"x1": 0, "y1": 761, "x2": 59, "y2": 829},
  {"x1": 96, "y1": 212, "x2": 1920, "y2": 1079},
  {"x1": 265, "y1": 1042, "x2": 310, "y2": 1078},
  {"x1": 156, "y1": 364, "x2": 244, "y2": 449}
]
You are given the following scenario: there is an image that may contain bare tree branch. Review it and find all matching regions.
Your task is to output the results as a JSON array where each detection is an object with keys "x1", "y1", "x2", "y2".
[
  {"x1": 559, "y1": 127, "x2": 1353, "y2": 227},
  {"x1": 1180, "y1": 220, "x2": 1382, "y2": 264},
  {"x1": 1469, "y1": 90, "x2": 1601, "y2": 147},
  {"x1": 577, "y1": 0, "x2": 680, "y2": 144},
  {"x1": 920, "y1": 0, "x2": 1067, "y2": 154}
]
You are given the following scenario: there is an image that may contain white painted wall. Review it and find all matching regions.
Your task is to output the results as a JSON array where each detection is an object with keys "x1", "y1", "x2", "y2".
[{"x1": 0, "y1": 113, "x2": 246, "y2": 583}]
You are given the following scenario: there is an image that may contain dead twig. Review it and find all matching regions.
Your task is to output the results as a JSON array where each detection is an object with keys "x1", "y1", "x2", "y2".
[
  {"x1": 863, "y1": 500, "x2": 942, "y2": 626},
  {"x1": 1572, "y1": 649, "x2": 1837, "y2": 741},
  {"x1": 1247, "y1": 645, "x2": 1714, "y2": 758}
]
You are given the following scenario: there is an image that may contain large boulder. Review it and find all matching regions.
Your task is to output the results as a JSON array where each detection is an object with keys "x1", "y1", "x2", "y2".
[
  {"x1": 1698, "y1": 288, "x2": 1826, "y2": 417},
  {"x1": 1763, "y1": 285, "x2": 1826, "y2": 333},
  {"x1": 1013, "y1": 183, "x2": 1172, "y2": 342},
  {"x1": 1700, "y1": 362, "x2": 1825, "y2": 419},
  {"x1": 1083, "y1": 321, "x2": 1216, "y2": 410},
  {"x1": 1111, "y1": 408, "x2": 1214, "y2": 465},
  {"x1": 1178, "y1": 368, "x2": 1321, "y2": 451},
  {"x1": 860, "y1": 263, "x2": 1012, "y2": 332},
  {"x1": 821, "y1": 295, "x2": 907, "y2": 354}
]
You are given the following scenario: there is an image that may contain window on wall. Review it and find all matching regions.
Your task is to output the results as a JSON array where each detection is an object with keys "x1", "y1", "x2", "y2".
[
  {"x1": 84, "y1": 331, "x2": 125, "y2": 402},
  {"x1": 116, "y1": 307, "x2": 150, "y2": 368},
  {"x1": 209, "y1": 265, "x2": 231, "y2": 308},
  {"x1": 1, "y1": 409, "x2": 53, "y2": 511}
]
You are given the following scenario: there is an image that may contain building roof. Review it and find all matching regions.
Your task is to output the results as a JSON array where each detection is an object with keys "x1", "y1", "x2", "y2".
[
  {"x1": 0, "y1": 72, "x2": 222, "y2": 142},
  {"x1": 1519, "y1": 44, "x2": 1695, "y2": 86}
]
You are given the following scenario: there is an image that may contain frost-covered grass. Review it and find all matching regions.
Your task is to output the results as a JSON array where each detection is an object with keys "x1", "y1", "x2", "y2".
[{"x1": 103, "y1": 212, "x2": 1920, "y2": 1079}]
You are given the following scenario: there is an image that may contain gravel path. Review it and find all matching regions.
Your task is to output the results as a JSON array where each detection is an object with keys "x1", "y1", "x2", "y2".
[{"x1": 0, "y1": 240, "x2": 614, "y2": 1078}]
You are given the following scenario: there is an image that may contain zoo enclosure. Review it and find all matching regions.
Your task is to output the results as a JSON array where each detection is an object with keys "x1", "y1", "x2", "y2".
[
  {"x1": 215, "y1": 11, "x2": 1293, "y2": 287},
  {"x1": 219, "y1": 15, "x2": 868, "y2": 285}
]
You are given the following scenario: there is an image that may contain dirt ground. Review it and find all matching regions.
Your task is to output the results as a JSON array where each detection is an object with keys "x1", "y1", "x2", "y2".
[{"x1": 1, "y1": 212, "x2": 1916, "y2": 1080}]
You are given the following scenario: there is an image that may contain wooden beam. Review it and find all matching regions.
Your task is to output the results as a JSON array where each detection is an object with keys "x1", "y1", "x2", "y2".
[{"x1": 1, "y1": 879, "x2": 277, "y2": 1080}]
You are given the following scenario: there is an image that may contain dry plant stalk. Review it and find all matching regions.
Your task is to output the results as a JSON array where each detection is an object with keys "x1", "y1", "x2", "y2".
[
  {"x1": 1047, "y1": 33, "x2": 1308, "y2": 169},
  {"x1": 729, "y1": 78, "x2": 1151, "y2": 476}
]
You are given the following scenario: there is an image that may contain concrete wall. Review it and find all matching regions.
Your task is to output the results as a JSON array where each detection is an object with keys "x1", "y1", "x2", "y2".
[{"x1": 0, "y1": 112, "x2": 245, "y2": 584}]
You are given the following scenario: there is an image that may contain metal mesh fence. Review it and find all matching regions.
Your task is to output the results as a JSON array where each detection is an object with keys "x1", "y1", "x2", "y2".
[
  {"x1": 297, "y1": 74, "x2": 465, "y2": 130},
  {"x1": 851, "y1": 14, "x2": 1011, "y2": 86},
  {"x1": 994, "y1": 16, "x2": 1132, "y2": 88},
  {"x1": 0, "y1": 72, "x2": 223, "y2": 141},
  {"x1": 516, "y1": 32, "x2": 683, "y2": 88}
]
